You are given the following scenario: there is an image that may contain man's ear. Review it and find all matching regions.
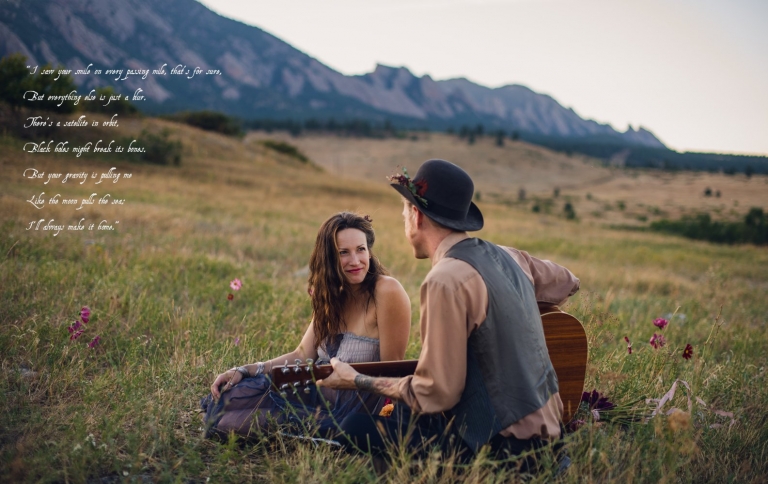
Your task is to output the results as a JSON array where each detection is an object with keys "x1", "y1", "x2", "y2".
[{"x1": 414, "y1": 207, "x2": 424, "y2": 229}]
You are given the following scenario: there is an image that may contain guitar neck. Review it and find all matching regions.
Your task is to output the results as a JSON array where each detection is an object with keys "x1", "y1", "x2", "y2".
[
  {"x1": 271, "y1": 359, "x2": 418, "y2": 387},
  {"x1": 327, "y1": 359, "x2": 418, "y2": 379}
]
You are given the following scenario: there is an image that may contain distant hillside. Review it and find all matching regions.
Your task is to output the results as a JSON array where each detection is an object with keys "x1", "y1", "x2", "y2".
[
  {"x1": 0, "y1": 0, "x2": 663, "y2": 148},
  {"x1": 517, "y1": 133, "x2": 768, "y2": 175}
]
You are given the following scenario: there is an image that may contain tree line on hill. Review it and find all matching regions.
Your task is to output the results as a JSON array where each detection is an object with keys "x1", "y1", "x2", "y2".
[
  {"x1": 516, "y1": 133, "x2": 768, "y2": 176},
  {"x1": 650, "y1": 207, "x2": 767, "y2": 245}
]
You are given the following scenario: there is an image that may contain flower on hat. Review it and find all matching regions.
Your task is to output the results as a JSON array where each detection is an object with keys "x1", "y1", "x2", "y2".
[
  {"x1": 388, "y1": 167, "x2": 428, "y2": 206},
  {"x1": 413, "y1": 179, "x2": 428, "y2": 197}
]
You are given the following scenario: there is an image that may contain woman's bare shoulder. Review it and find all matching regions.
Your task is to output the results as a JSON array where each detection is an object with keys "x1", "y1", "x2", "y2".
[{"x1": 375, "y1": 275, "x2": 407, "y2": 296}]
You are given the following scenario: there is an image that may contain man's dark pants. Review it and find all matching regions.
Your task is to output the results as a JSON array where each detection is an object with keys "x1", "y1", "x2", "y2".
[{"x1": 336, "y1": 407, "x2": 564, "y2": 473}]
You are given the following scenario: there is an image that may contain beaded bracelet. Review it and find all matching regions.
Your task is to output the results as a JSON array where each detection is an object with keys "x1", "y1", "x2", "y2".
[{"x1": 231, "y1": 366, "x2": 250, "y2": 379}]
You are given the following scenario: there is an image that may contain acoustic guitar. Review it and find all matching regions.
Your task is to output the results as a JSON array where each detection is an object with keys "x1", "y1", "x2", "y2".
[{"x1": 271, "y1": 307, "x2": 588, "y2": 423}]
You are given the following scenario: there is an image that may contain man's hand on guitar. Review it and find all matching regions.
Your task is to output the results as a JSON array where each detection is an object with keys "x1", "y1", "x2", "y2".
[{"x1": 316, "y1": 357, "x2": 359, "y2": 390}]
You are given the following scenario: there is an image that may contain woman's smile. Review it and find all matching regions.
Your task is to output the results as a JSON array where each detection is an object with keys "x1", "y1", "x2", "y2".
[{"x1": 336, "y1": 228, "x2": 370, "y2": 284}]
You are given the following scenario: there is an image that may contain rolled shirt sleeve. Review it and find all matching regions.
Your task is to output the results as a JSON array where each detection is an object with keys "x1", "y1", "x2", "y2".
[{"x1": 503, "y1": 247, "x2": 580, "y2": 306}]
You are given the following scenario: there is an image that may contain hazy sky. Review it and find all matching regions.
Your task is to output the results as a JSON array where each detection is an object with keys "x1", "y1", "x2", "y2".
[{"x1": 198, "y1": 0, "x2": 768, "y2": 155}]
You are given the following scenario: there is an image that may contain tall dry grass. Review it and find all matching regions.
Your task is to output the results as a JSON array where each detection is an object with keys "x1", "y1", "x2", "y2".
[{"x1": 1, "y1": 119, "x2": 766, "y2": 482}]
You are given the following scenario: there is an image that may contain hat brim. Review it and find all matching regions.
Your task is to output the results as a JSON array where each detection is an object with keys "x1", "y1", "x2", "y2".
[{"x1": 391, "y1": 184, "x2": 484, "y2": 232}]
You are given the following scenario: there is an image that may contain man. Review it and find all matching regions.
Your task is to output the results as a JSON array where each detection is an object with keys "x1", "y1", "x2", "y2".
[{"x1": 318, "y1": 159, "x2": 579, "y2": 467}]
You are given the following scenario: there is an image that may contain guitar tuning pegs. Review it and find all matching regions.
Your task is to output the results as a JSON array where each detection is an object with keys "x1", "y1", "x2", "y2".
[
  {"x1": 304, "y1": 379, "x2": 313, "y2": 387},
  {"x1": 305, "y1": 358, "x2": 313, "y2": 372},
  {"x1": 294, "y1": 359, "x2": 303, "y2": 374},
  {"x1": 279, "y1": 383, "x2": 290, "y2": 397},
  {"x1": 281, "y1": 359, "x2": 290, "y2": 374},
  {"x1": 303, "y1": 386, "x2": 311, "y2": 394},
  {"x1": 291, "y1": 382, "x2": 300, "y2": 395}
]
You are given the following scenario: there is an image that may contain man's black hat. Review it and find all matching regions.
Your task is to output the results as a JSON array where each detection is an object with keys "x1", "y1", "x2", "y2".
[{"x1": 389, "y1": 159, "x2": 484, "y2": 232}]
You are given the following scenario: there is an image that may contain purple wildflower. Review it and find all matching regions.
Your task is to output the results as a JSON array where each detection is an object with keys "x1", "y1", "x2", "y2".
[
  {"x1": 68, "y1": 320, "x2": 83, "y2": 334},
  {"x1": 624, "y1": 336, "x2": 632, "y2": 354},
  {"x1": 80, "y1": 306, "x2": 91, "y2": 324},
  {"x1": 567, "y1": 419, "x2": 586, "y2": 432},
  {"x1": 581, "y1": 390, "x2": 616, "y2": 411},
  {"x1": 682, "y1": 344, "x2": 694, "y2": 360},
  {"x1": 649, "y1": 333, "x2": 666, "y2": 349},
  {"x1": 87, "y1": 335, "x2": 101, "y2": 348},
  {"x1": 653, "y1": 318, "x2": 668, "y2": 330}
]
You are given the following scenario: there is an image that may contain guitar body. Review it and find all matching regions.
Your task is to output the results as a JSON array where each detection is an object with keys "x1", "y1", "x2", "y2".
[
  {"x1": 271, "y1": 309, "x2": 587, "y2": 424},
  {"x1": 539, "y1": 309, "x2": 588, "y2": 423}
]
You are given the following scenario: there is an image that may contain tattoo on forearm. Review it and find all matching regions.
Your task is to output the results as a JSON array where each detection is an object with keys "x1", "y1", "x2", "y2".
[
  {"x1": 354, "y1": 375, "x2": 401, "y2": 399},
  {"x1": 354, "y1": 374, "x2": 374, "y2": 392}
]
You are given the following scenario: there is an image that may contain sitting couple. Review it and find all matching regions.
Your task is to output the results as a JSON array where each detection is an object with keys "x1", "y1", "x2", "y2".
[{"x1": 201, "y1": 159, "x2": 580, "y2": 469}]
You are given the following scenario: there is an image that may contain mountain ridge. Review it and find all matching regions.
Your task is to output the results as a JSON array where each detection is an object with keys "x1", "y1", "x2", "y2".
[{"x1": 0, "y1": 0, "x2": 664, "y2": 147}]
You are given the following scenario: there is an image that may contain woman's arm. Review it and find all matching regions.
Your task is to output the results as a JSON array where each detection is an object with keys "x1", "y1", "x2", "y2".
[
  {"x1": 259, "y1": 321, "x2": 319, "y2": 373},
  {"x1": 375, "y1": 276, "x2": 411, "y2": 361},
  {"x1": 210, "y1": 321, "x2": 319, "y2": 399}
]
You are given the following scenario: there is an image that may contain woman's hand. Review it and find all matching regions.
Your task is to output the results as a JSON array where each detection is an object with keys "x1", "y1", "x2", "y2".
[{"x1": 210, "y1": 369, "x2": 242, "y2": 399}]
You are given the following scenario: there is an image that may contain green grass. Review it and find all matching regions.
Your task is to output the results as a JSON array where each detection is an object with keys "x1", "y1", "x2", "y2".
[{"x1": 1, "y1": 120, "x2": 767, "y2": 482}]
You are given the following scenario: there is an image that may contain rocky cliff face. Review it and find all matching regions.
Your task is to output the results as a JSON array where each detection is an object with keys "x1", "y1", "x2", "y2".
[{"x1": 0, "y1": 0, "x2": 665, "y2": 147}]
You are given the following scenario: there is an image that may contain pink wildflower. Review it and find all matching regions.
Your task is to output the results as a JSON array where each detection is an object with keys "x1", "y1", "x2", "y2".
[
  {"x1": 234, "y1": 337, "x2": 240, "y2": 346},
  {"x1": 80, "y1": 306, "x2": 91, "y2": 324},
  {"x1": 682, "y1": 343, "x2": 694, "y2": 360},
  {"x1": 70, "y1": 330, "x2": 84, "y2": 340},
  {"x1": 653, "y1": 318, "x2": 668, "y2": 330},
  {"x1": 649, "y1": 333, "x2": 666, "y2": 349},
  {"x1": 230, "y1": 278, "x2": 242, "y2": 291},
  {"x1": 624, "y1": 336, "x2": 632, "y2": 354},
  {"x1": 87, "y1": 335, "x2": 101, "y2": 349},
  {"x1": 227, "y1": 293, "x2": 234, "y2": 301},
  {"x1": 68, "y1": 320, "x2": 83, "y2": 334}
]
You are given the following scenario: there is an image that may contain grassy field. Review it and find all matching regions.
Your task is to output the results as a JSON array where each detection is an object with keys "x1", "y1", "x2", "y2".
[
  {"x1": 247, "y1": 131, "x2": 768, "y2": 227},
  {"x1": 1, "y1": 117, "x2": 767, "y2": 483}
]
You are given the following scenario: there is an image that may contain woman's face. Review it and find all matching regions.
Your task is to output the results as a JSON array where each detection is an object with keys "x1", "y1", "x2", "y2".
[{"x1": 336, "y1": 228, "x2": 370, "y2": 285}]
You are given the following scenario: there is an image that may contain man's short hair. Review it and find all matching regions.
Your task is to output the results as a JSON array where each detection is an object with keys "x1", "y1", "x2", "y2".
[{"x1": 402, "y1": 198, "x2": 456, "y2": 232}]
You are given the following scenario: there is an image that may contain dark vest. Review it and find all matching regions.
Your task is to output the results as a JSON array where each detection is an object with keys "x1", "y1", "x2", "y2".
[{"x1": 445, "y1": 238, "x2": 559, "y2": 453}]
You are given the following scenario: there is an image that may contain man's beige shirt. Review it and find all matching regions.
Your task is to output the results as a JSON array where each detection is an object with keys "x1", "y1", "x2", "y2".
[{"x1": 397, "y1": 232, "x2": 580, "y2": 440}]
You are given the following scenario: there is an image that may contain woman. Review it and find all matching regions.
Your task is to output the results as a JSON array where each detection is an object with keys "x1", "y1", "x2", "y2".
[{"x1": 201, "y1": 212, "x2": 411, "y2": 440}]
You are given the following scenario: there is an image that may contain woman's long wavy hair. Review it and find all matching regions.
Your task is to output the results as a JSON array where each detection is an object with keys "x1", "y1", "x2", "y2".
[{"x1": 308, "y1": 212, "x2": 388, "y2": 350}]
